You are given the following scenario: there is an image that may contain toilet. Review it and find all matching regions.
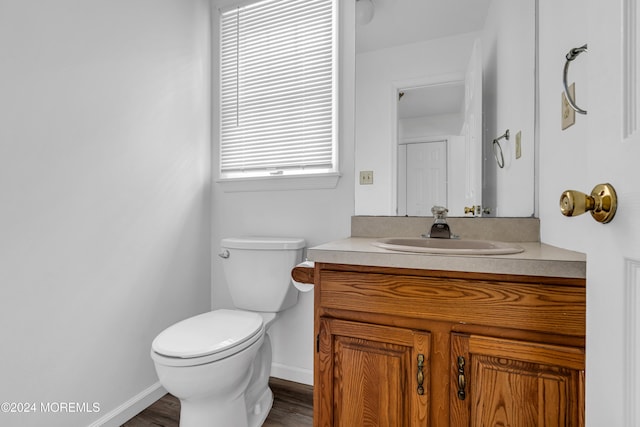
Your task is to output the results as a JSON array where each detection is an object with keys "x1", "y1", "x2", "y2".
[{"x1": 151, "y1": 236, "x2": 306, "y2": 427}]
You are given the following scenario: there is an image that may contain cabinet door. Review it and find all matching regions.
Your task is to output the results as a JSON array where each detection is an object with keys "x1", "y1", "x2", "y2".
[
  {"x1": 316, "y1": 318, "x2": 430, "y2": 427},
  {"x1": 450, "y1": 333, "x2": 585, "y2": 427}
]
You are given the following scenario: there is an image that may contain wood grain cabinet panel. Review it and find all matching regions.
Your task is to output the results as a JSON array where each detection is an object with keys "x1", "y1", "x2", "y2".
[
  {"x1": 450, "y1": 334, "x2": 585, "y2": 427},
  {"x1": 317, "y1": 318, "x2": 430, "y2": 427},
  {"x1": 313, "y1": 263, "x2": 586, "y2": 427}
]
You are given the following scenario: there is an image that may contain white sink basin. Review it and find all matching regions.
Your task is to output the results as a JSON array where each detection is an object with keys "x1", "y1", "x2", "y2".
[{"x1": 373, "y1": 237, "x2": 524, "y2": 255}]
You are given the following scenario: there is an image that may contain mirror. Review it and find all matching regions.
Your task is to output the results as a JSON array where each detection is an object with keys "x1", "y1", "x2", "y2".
[{"x1": 354, "y1": 0, "x2": 536, "y2": 217}]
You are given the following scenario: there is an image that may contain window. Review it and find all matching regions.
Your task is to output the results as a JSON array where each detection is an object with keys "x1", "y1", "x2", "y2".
[{"x1": 219, "y1": 0, "x2": 338, "y2": 183}]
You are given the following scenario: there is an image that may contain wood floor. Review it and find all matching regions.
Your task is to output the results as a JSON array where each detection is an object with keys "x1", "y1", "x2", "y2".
[{"x1": 121, "y1": 378, "x2": 313, "y2": 427}]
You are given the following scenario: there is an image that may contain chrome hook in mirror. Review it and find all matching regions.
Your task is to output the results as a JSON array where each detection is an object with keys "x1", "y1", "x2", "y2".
[{"x1": 492, "y1": 129, "x2": 509, "y2": 169}]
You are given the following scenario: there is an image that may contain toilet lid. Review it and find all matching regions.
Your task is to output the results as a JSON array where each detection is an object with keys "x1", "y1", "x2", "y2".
[
  {"x1": 152, "y1": 309, "x2": 263, "y2": 359},
  {"x1": 221, "y1": 236, "x2": 305, "y2": 250}
]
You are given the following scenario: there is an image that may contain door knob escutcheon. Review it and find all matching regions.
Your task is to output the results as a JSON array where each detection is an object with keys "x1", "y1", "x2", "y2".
[{"x1": 560, "y1": 183, "x2": 617, "y2": 223}]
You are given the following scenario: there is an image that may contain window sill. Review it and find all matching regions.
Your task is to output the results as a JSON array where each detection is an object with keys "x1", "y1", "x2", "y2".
[{"x1": 216, "y1": 172, "x2": 341, "y2": 192}]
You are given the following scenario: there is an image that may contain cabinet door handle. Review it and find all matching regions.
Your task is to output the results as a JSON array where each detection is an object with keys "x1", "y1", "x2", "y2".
[
  {"x1": 457, "y1": 356, "x2": 466, "y2": 400},
  {"x1": 417, "y1": 354, "x2": 425, "y2": 395}
]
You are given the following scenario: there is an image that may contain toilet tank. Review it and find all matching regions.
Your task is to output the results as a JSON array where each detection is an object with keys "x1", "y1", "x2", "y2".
[{"x1": 220, "y1": 237, "x2": 306, "y2": 312}]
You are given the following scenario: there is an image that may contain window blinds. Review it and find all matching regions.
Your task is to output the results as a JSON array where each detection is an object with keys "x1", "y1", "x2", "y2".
[{"x1": 220, "y1": 0, "x2": 336, "y2": 178}]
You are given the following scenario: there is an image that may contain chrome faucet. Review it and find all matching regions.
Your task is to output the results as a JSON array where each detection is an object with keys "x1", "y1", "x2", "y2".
[{"x1": 427, "y1": 206, "x2": 452, "y2": 239}]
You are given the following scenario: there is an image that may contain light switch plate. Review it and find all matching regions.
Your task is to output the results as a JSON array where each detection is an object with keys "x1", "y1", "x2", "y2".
[
  {"x1": 359, "y1": 170, "x2": 373, "y2": 185},
  {"x1": 515, "y1": 131, "x2": 522, "y2": 159},
  {"x1": 562, "y1": 83, "x2": 576, "y2": 130}
]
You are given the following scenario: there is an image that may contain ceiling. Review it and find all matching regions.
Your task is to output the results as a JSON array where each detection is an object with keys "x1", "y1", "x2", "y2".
[{"x1": 355, "y1": 0, "x2": 492, "y2": 53}]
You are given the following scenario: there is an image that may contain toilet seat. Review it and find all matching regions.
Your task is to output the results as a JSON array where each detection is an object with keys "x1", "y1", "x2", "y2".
[{"x1": 151, "y1": 309, "x2": 264, "y2": 367}]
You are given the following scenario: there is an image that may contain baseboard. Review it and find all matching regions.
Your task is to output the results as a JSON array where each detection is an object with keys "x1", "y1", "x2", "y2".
[
  {"x1": 271, "y1": 362, "x2": 313, "y2": 386},
  {"x1": 87, "y1": 382, "x2": 166, "y2": 427}
]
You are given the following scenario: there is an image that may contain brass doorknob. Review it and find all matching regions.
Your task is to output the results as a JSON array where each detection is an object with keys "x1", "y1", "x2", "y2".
[{"x1": 559, "y1": 183, "x2": 617, "y2": 223}]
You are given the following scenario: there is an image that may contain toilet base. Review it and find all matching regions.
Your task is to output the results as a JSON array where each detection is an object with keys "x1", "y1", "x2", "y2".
[
  {"x1": 175, "y1": 379, "x2": 273, "y2": 427},
  {"x1": 245, "y1": 332, "x2": 274, "y2": 426},
  {"x1": 179, "y1": 395, "x2": 246, "y2": 427},
  {"x1": 247, "y1": 386, "x2": 273, "y2": 427}
]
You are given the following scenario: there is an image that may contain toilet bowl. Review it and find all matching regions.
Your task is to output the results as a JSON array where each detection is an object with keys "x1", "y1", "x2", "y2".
[
  {"x1": 151, "y1": 309, "x2": 270, "y2": 427},
  {"x1": 151, "y1": 237, "x2": 305, "y2": 427}
]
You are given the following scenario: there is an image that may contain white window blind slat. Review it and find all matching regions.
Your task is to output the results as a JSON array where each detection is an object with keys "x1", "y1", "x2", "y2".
[{"x1": 220, "y1": 0, "x2": 336, "y2": 177}]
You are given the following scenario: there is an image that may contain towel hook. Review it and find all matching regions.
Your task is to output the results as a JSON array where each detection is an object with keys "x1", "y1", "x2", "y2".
[
  {"x1": 563, "y1": 44, "x2": 587, "y2": 115},
  {"x1": 492, "y1": 129, "x2": 509, "y2": 169}
]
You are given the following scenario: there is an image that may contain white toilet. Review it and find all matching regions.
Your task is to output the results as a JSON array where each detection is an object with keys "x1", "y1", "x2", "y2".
[{"x1": 151, "y1": 236, "x2": 306, "y2": 427}]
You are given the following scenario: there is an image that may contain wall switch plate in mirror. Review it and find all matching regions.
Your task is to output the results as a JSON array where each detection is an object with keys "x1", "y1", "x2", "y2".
[{"x1": 562, "y1": 83, "x2": 576, "y2": 130}]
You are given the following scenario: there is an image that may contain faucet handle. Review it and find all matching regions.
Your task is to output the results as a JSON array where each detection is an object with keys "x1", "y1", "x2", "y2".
[
  {"x1": 464, "y1": 205, "x2": 477, "y2": 215},
  {"x1": 431, "y1": 205, "x2": 448, "y2": 217}
]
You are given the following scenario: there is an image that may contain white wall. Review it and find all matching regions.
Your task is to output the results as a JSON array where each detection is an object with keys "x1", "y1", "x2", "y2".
[
  {"x1": 481, "y1": 0, "x2": 536, "y2": 217},
  {"x1": 0, "y1": 1, "x2": 211, "y2": 426},
  {"x1": 209, "y1": 0, "x2": 355, "y2": 385},
  {"x1": 537, "y1": 1, "x2": 589, "y2": 245},
  {"x1": 399, "y1": 113, "x2": 464, "y2": 141},
  {"x1": 355, "y1": 33, "x2": 478, "y2": 215}
]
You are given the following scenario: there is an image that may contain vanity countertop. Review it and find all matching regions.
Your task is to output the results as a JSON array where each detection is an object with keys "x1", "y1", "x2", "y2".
[{"x1": 307, "y1": 237, "x2": 586, "y2": 279}]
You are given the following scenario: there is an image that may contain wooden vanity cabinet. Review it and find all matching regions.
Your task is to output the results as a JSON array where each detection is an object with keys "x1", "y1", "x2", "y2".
[
  {"x1": 450, "y1": 334, "x2": 585, "y2": 426},
  {"x1": 311, "y1": 263, "x2": 586, "y2": 427},
  {"x1": 317, "y1": 318, "x2": 430, "y2": 426}
]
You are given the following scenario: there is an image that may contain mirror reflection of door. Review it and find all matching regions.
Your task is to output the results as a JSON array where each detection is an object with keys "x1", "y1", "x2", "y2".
[
  {"x1": 396, "y1": 39, "x2": 482, "y2": 217},
  {"x1": 396, "y1": 82, "x2": 462, "y2": 216},
  {"x1": 400, "y1": 141, "x2": 447, "y2": 216},
  {"x1": 464, "y1": 39, "x2": 483, "y2": 214}
]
